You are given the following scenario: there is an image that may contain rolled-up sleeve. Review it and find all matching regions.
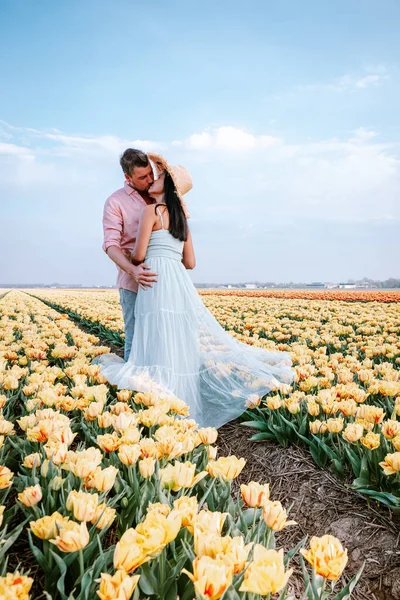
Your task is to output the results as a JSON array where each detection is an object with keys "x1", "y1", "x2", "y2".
[{"x1": 102, "y1": 196, "x2": 123, "y2": 253}]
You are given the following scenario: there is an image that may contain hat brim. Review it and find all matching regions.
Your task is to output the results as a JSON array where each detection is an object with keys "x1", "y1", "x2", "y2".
[{"x1": 148, "y1": 153, "x2": 191, "y2": 218}]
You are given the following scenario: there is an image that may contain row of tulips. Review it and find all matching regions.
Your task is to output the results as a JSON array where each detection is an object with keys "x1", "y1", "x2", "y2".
[
  {"x1": 0, "y1": 290, "x2": 364, "y2": 599},
  {"x1": 200, "y1": 289, "x2": 400, "y2": 303},
  {"x1": 29, "y1": 290, "x2": 125, "y2": 348},
  {"x1": 30, "y1": 290, "x2": 400, "y2": 507}
]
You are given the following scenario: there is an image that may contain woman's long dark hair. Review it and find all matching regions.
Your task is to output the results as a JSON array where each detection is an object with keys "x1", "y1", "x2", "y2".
[{"x1": 160, "y1": 171, "x2": 188, "y2": 242}]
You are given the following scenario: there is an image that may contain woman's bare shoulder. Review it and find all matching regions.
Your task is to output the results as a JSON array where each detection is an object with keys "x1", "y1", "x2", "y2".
[{"x1": 141, "y1": 204, "x2": 157, "y2": 218}]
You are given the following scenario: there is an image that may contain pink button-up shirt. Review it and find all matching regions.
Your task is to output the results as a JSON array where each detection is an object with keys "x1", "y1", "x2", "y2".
[{"x1": 102, "y1": 181, "x2": 155, "y2": 293}]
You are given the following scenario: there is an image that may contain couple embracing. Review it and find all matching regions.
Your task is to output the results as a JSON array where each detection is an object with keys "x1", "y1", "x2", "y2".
[{"x1": 98, "y1": 149, "x2": 293, "y2": 428}]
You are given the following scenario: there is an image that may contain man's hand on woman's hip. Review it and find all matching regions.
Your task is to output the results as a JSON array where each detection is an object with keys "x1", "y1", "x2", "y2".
[{"x1": 129, "y1": 264, "x2": 158, "y2": 290}]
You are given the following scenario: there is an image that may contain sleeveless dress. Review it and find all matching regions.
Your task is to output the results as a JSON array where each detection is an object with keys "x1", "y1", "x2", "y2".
[{"x1": 97, "y1": 208, "x2": 294, "y2": 428}]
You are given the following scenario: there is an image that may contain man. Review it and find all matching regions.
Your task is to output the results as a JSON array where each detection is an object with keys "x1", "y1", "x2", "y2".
[{"x1": 102, "y1": 149, "x2": 158, "y2": 360}]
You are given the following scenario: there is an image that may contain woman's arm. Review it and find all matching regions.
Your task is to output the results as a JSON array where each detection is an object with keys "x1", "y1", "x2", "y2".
[
  {"x1": 131, "y1": 206, "x2": 156, "y2": 265},
  {"x1": 182, "y1": 230, "x2": 196, "y2": 270}
]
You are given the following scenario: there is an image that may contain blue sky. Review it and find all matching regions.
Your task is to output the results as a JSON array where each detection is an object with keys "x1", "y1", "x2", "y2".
[{"x1": 1, "y1": 0, "x2": 399, "y2": 285}]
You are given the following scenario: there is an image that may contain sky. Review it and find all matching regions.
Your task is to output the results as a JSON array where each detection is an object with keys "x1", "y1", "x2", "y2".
[{"x1": 0, "y1": 0, "x2": 399, "y2": 285}]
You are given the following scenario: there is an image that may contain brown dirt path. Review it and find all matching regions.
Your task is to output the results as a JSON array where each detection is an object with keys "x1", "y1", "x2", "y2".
[{"x1": 218, "y1": 420, "x2": 400, "y2": 600}]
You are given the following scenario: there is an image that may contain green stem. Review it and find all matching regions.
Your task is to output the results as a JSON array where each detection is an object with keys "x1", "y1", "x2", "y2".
[
  {"x1": 251, "y1": 508, "x2": 258, "y2": 542},
  {"x1": 79, "y1": 548, "x2": 84, "y2": 581},
  {"x1": 159, "y1": 549, "x2": 166, "y2": 593}
]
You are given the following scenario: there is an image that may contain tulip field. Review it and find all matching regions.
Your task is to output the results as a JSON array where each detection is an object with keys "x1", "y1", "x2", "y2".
[{"x1": 0, "y1": 290, "x2": 399, "y2": 598}]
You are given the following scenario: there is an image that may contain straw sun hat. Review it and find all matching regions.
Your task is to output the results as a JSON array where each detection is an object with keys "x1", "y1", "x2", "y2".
[{"x1": 148, "y1": 153, "x2": 192, "y2": 218}]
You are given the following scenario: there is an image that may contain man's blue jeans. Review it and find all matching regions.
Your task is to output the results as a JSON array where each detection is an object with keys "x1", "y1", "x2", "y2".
[{"x1": 119, "y1": 289, "x2": 137, "y2": 361}]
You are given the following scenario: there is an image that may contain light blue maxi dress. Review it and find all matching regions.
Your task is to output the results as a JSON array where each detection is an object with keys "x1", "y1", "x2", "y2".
[{"x1": 98, "y1": 210, "x2": 294, "y2": 429}]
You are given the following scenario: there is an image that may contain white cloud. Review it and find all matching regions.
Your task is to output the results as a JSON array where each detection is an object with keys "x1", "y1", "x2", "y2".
[
  {"x1": 330, "y1": 71, "x2": 388, "y2": 92},
  {"x1": 175, "y1": 126, "x2": 400, "y2": 225},
  {"x1": 0, "y1": 141, "x2": 33, "y2": 158},
  {"x1": 1, "y1": 119, "x2": 399, "y2": 284},
  {"x1": 293, "y1": 66, "x2": 390, "y2": 95},
  {"x1": 0, "y1": 120, "x2": 165, "y2": 160},
  {"x1": 185, "y1": 126, "x2": 281, "y2": 151},
  {"x1": 0, "y1": 120, "x2": 167, "y2": 187},
  {"x1": 1, "y1": 120, "x2": 399, "y2": 226}
]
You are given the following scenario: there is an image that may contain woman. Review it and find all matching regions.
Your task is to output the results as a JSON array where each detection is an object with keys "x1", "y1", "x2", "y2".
[{"x1": 97, "y1": 154, "x2": 294, "y2": 428}]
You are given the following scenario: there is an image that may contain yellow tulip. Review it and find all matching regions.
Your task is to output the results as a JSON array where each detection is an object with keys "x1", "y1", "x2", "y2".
[
  {"x1": 116, "y1": 390, "x2": 133, "y2": 402},
  {"x1": 139, "y1": 438, "x2": 158, "y2": 458},
  {"x1": 207, "y1": 445, "x2": 218, "y2": 460},
  {"x1": 96, "y1": 432, "x2": 121, "y2": 452},
  {"x1": 110, "y1": 402, "x2": 132, "y2": 416},
  {"x1": 395, "y1": 397, "x2": 400, "y2": 417},
  {"x1": 309, "y1": 420, "x2": 328, "y2": 435},
  {"x1": 134, "y1": 392, "x2": 158, "y2": 407},
  {"x1": 361, "y1": 431, "x2": 380, "y2": 450},
  {"x1": 96, "y1": 570, "x2": 140, "y2": 600},
  {"x1": 326, "y1": 417, "x2": 344, "y2": 434},
  {"x1": 0, "y1": 417, "x2": 14, "y2": 436},
  {"x1": 381, "y1": 419, "x2": 400, "y2": 440},
  {"x1": 119, "y1": 427, "x2": 141, "y2": 445},
  {"x1": 206, "y1": 456, "x2": 246, "y2": 480},
  {"x1": 50, "y1": 520, "x2": 89, "y2": 553},
  {"x1": 355, "y1": 417, "x2": 374, "y2": 432},
  {"x1": 221, "y1": 536, "x2": 253, "y2": 573},
  {"x1": 73, "y1": 458, "x2": 100, "y2": 480},
  {"x1": 44, "y1": 442, "x2": 68, "y2": 465},
  {"x1": 0, "y1": 572, "x2": 34, "y2": 599},
  {"x1": 156, "y1": 436, "x2": 184, "y2": 460},
  {"x1": 138, "y1": 457, "x2": 156, "y2": 478},
  {"x1": 146, "y1": 502, "x2": 171, "y2": 517},
  {"x1": 165, "y1": 396, "x2": 190, "y2": 416},
  {"x1": 22, "y1": 453, "x2": 41, "y2": 469},
  {"x1": 139, "y1": 406, "x2": 170, "y2": 428},
  {"x1": 301, "y1": 534, "x2": 348, "y2": 581},
  {"x1": 3, "y1": 375, "x2": 19, "y2": 390},
  {"x1": 286, "y1": 399, "x2": 301, "y2": 414},
  {"x1": 0, "y1": 466, "x2": 13, "y2": 489},
  {"x1": 113, "y1": 412, "x2": 137, "y2": 434},
  {"x1": 336, "y1": 399, "x2": 357, "y2": 417},
  {"x1": 26, "y1": 420, "x2": 55, "y2": 443},
  {"x1": 84, "y1": 401, "x2": 104, "y2": 422},
  {"x1": 0, "y1": 506, "x2": 5, "y2": 528},
  {"x1": 66, "y1": 490, "x2": 99, "y2": 522},
  {"x1": 194, "y1": 510, "x2": 227, "y2": 535},
  {"x1": 356, "y1": 404, "x2": 384, "y2": 424},
  {"x1": 173, "y1": 496, "x2": 198, "y2": 534},
  {"x1": 118, "y1": 444, "x2": 141, "y2": 466},
  {"x1": 358, "y1": 369, "x2": 374, "y2": 384},
  {"x1": 92, "y1": 504, "x2": 117, "y2": 530},
  {"x1": 182, "y1": 555, "x2": 233, "y2": 600},
  {"x1": 392, "y1": 435, "x2": 400, "y2": 451},
  {"x1": 137, "y1": 509, "x2": 182, "y2": 555},
  {"x1": 194, "y1": 531, "x2": 228, "y2": 558},
  {"x1": 197, "y1": 427, "x2": 218, "y2": 445},
  {"x1": 307, "y1": 401, "x2": 320, "y2": 417},
  {"x1": 240, "y1": 481, "x2": 270, "y2": 507},
  {"x1": 262, "y1": 500, "x2": 297, "y2": 531},
  {"x1": 246, "y1": 394, "x2": 261, "y2": 408},
  {"x1": 159, "y1": 461, "x2": 208, "y2": 491},
  {"x1": 30, "y1": 512, "x2": 68, "y2": 540},
  {"x1": 113, "y1": 529, "x2": 149, "y2": 572},
  {"x1": 267, "y1": 395, "x2": 282, "y2": 410},
  {"x1": 379, "y1": 452, "x2": 400, "y2": 475},
  {"x1": 87, "y1": 466, "x2": 119, "y2": 492},
  {"x1": 239, "y1": 546, "x2": 292, "y2": 594},
  {"x1": 18, "y1": 484, "x2": 42, "y2": 507},
  {"x1": 342, "y1": 423, "x2": 364, "y2": 443},
  {"x1": 97, "y1": 412, "x2": 115, "y2": 429}
]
